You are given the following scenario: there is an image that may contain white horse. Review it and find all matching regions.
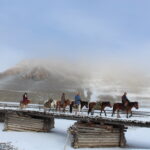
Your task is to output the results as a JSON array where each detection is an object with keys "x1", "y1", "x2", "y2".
[{"x1": 44, "y1": 98, "x2": 57, "y2": 112}]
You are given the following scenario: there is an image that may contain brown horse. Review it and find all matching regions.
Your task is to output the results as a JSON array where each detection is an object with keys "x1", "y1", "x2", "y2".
[
  {"x1": 111, "y1": 102, "x2": 139, "y2": 118},
  {"x1": 88, "y1": 102, "x2": 96, "y2": 115},
  {"x1": 88, "y1": 101, "x2": 112, "y2": 116},
  {"x1": 56, "y1": 99, "x2": 71, "y2": 112},
  {"x1": 100, "y1": 101, "x2": 112, "y2": 116},
  {"x1": 20, "y1": 99, "x2": 31, "y2": 109},
  {"x1": 69, "y1": 101, "x2": 88, "y2": 113}
]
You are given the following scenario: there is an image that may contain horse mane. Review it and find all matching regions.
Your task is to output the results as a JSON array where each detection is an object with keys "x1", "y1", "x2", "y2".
[
  {"x1": 102, "y1": 101, "x2": 110, "y2": 104},
  {"x1": 44, "y1": 98, "x2": 53, "y2": 104},
  {"x1": 129, "y1": 101, "x2": 138, "y2": 104},
  {"x1": 81, "y1": 101, "x2": 88, "y2": 104}
]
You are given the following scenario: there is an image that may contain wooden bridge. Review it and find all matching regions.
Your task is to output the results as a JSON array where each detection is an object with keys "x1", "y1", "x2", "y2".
[
  {"x1": 0, "y1": 102, "x2": 150, "y2": 128},
  {"x1": 0, "y1": 102, "x2": 150, "y2": 148}
]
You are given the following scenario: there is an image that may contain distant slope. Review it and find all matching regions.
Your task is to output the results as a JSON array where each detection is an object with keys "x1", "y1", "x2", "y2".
[
  {"x1": 0, "y1": 60, "x2": 90, "y2": 102},
  {"x1": 0, "y1": 60, "x2": 88, "y2": 92}
]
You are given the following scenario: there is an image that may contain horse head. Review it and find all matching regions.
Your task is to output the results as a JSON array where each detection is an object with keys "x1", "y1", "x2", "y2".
[
  {"x1": 133, "y1": 102, "x2": 139, "y2": 109},
  {"x1": 44, "y1": 98, "x2": 53, "y2": 108},
  {"x1": 106, "y1": 101, "x2": 112, "y2": 108},
  {"x1": 48, "y1": 98, "x2": 53, "y2": 103},
  {"x1": 84, "y1": 102, "x2": 89, "y2": 108}
]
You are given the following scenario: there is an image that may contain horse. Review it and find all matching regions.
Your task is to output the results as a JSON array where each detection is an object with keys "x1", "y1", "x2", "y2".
[
  {"x1": 111, "y1": 101, "x2": 139, "y2": 118},
  {"x1": 69, "y1": 101, "x2": 88, "y2": 113},
  {"x1": 88, "y1": 101, "x2": 112, "y2": 116},
  {"x1": 56, "y1": 99, "x2": 71, "y2": 112},
  {"x1": 100, "y1": 101, "x2": 112, "y2": 116},
  {"x1": 44, "y1": 98, "x2": 56, "y2": 112},
  {"x1": 20, "y1": 99, "x2": 31, "y2": 109}
]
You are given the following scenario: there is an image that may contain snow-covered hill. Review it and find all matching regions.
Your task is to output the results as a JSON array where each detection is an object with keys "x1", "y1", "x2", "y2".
[{"x1": 0, "y1": 59, "x2": 150, "y2": 107}]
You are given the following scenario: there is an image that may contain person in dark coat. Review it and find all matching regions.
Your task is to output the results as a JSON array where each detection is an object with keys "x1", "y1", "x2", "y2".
[
  {"x1": 61, "y1": 93, "x2": 66, "y2": 104},
  {"x1": 22, "y1": 92, "x2": 31, "y2": 105},
  {"x1": 23, "y1": 93, "x2": 28, "y2": 102},
  {"x1": 122, "y1": 92, "x2": 130, "y2": 107},
  {"x1": 61, "y1": 93, "x2": 66, "y2": 111}
]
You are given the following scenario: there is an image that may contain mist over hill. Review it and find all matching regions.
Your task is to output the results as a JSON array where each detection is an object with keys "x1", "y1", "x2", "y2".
[
  {"x1": 0, "y1": 59, "x2": 91, "y2": 102},
  {"x1": 0, "y1": 59, "x2": 150, "y2": 106}
]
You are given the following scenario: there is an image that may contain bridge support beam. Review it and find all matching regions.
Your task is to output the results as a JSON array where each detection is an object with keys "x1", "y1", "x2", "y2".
[
  {"x1": 4, "y1": 112, "x2": 55, "y2": 132},
  {"x1": 69, "y1": 120, "x2": 127, "y2": 148}
]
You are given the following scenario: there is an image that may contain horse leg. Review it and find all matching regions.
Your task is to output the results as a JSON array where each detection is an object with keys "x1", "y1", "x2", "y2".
[
  {"x1": 126, "y1": 112, "x2": 128, "y2": 118},
  {"x1": 80, "y1": 104, "x2": 83, "y2": 112},
  {"x1": 100, "y1": 109, "x2": 102, "y2": 116},
  {"x1": 79, "y1": 104, "x2": 81, "y2": 113},
  {"x1": 44, "y1": 107, "x2": 46, "y2": 112},
  {"x1": 48, "y1": 104, "x2": 51, "y2": 112},
  {"x1": 63, "y1": 106, "x2": 66, "y2": 113},
  {"x1": 111, "y1": 108, "x2": 115, "y2": 117},
  {"x1": 70, "y1": 104, "x2": 73, "y2": 113},
  {"x1": 49, "y1": 107, "x2": 51, "y2": 112},
  {"x1": 21, "y1": 103, "x2": 25, "y2": 109},
  {"x1": 53, "y1": 104, "x2": 56, "y2": 112},
  {"x1": 126, "y1": 109, "x2": 129, "y2": 118},
  {"x1": 104, "y1": 110, "x2": 107, "y2": 116},
  {"x1": 88, "y1": 108, "x2": 91, "y2": 115},
  {"x1": 129, "y1": 109, "x2": 132, "y2": 117},
  {"x1": 91, "y1": 108, "x2": 94, "y2": 115},
  {"x1": 56, "y1": 105, "x2": 58, "y2": 112},
  {"x1": 20, "y1": 103, "x2": 23, "y2": 109},
  {"x1": 117, "y1": 110, "x2": 120, "y2": 118},
  {"x1": 80, "y1": 106, "x2": 83, "y2": 113}
]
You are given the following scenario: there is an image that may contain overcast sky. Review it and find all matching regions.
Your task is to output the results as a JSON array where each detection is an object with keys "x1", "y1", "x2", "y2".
[{"x1": 0, "y1": 0, "x2": 150, "y2": 72}]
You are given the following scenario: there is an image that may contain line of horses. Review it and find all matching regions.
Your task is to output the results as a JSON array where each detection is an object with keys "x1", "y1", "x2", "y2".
[
  {"x1": 43, "y1": 99, "x2": 139, "y2": 118},
  {"x1": 20, "y1": 98, "x2": 139, "y2": 118}
]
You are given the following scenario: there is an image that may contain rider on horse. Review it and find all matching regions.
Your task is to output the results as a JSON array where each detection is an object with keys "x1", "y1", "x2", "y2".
[
  {"x1": 74, "y1": 93, "x2": 81, "y2": 115},
  {"x1": 122, "y1": 92, "x2": 130, "y2": 107},
  {"x1": 22, "y1": 92, "x2": 30, "y2": 104},
  {"x1": 61, "y1": 93, "x2": 66, "y2": 112}
]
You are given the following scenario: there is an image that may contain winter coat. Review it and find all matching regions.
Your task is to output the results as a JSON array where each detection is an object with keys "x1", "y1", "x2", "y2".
[
  {"x1": 61, "y1": 94, "x2": 65, "y2": 104},
  {"x1": 75, "y1": 95, "x2": 81, "y2": 105},
  {"x1": 122, "y1": 95, "x2": 129, "y2": 105}
]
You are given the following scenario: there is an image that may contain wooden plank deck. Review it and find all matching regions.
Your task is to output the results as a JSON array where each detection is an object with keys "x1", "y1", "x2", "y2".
[{"x1": 0, "y1": 107, "x2": 150, "y2": 128}]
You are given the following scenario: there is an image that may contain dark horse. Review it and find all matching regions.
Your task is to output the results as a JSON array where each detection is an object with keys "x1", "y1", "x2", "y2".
[
  {"x1": 56, "y1": 99, "x2": 71, "y2": 112},
  {"x1": 88, "y1": 101, "x2": 112, "y2": 116},
  {"x1": 69, "y1": 101, "x2": 88, "y2": 113},
  {"x1": 111, "y1": 102, "x2": 139, "y2": 118}
]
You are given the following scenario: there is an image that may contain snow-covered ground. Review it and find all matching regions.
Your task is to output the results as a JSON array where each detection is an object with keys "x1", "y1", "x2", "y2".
[
  {"x1": 0, "y1": 104, "x2": 150, "y2": 150},
  {"x1": 0, "y1": 119, "x2": 150, "y2": 150}
]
